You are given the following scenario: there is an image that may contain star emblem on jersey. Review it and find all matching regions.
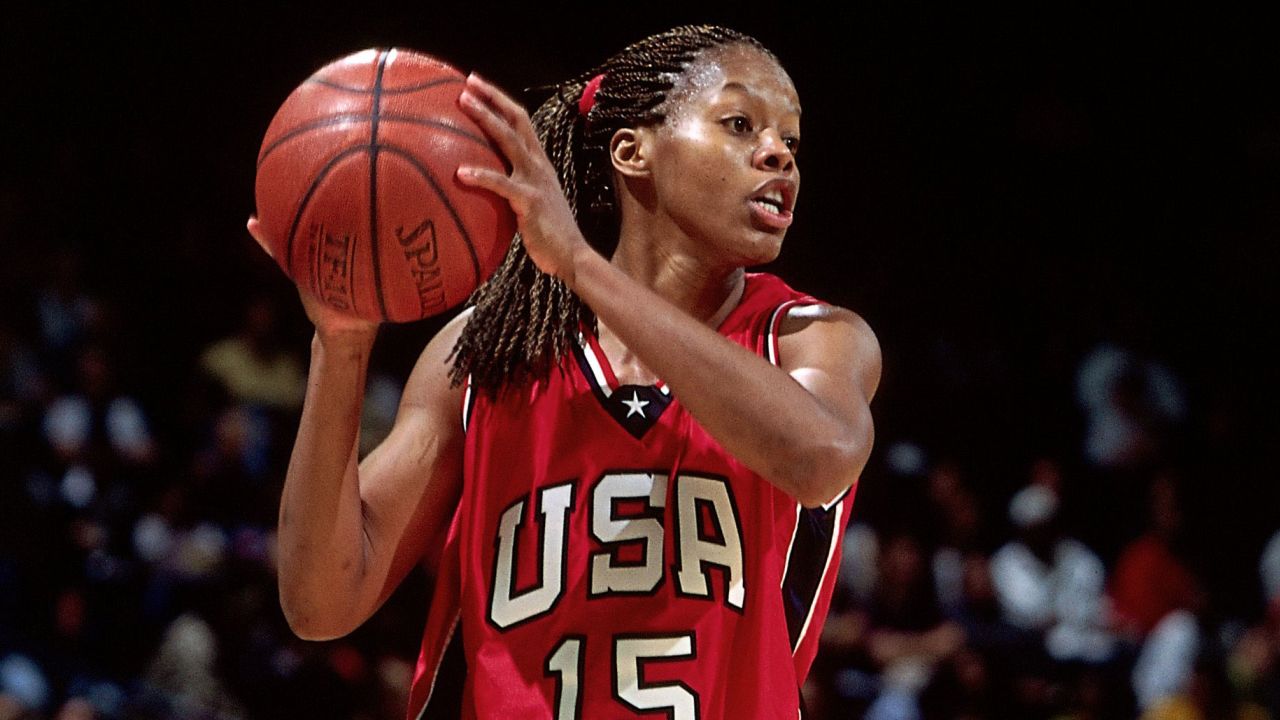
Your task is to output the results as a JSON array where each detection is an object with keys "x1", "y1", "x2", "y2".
[
  {"x1": 602, "y1": 384, "x2": 672, "y2": 439},
  {"x1": 571, "y1": 342, "x2": 674, "y2": 439},
  {"x1": 622, "y1": 391, "x2": 650, "y2": 418}
]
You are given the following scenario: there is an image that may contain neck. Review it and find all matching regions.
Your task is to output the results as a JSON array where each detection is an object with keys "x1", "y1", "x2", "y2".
[
  {"x1": 590, "y1": 211, "x2": 746, "y2": 387},
  {"x1": 609, "y1": 210, "x2": 745, "y2": 328}
]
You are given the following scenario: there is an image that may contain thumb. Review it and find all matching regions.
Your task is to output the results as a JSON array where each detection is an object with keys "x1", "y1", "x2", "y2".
[{"x1": 246, "y1": 216, "x2": 275, "y2": 261}]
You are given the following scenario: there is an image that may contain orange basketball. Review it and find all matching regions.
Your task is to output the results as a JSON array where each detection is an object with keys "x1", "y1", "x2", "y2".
[{"x1": 254, "y1": 48, "x2": 515, "y2": 322}]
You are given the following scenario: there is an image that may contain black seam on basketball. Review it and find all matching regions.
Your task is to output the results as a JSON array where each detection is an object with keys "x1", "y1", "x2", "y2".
[
  {"x1": 258, "y1": 116, "x2": 490, "y2": 170},
  {"x1": 307, "y1": 76, "x2": 464, "y2": 95},
  {"x1": 378, "y1": 116, "x2": 489, "y2": 146},
  {"x1": 369, "y1": 50, "x2": 390, "y2": 321},
  {"x1": 257, "y1": 113, "x2": 371, "y2": 169},
  {"x1": 379, "y1": 145, "x2": 483, "y2": 288},
  {"x1": 285, "y1": 145, "x2": 370, "y2": 285}
]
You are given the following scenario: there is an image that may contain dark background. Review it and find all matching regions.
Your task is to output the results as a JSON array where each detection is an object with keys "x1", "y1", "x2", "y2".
[{"x1": 2, "y1": 2, "x2": 1278, "y2": 718}]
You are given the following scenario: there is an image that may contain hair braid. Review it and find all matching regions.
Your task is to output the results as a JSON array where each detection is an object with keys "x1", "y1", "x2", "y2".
[{"x1": 450, "y1": 25, "x2": 774, "y2": 395}]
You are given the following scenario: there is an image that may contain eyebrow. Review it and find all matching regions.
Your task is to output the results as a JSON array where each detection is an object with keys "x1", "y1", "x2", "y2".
[{"x1": 720, "y1": 81, "x2": 802, "y2": 116}]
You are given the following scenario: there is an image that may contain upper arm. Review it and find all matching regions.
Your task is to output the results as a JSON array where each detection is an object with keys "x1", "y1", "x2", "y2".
[
  {"x1": 776, "y1": 304, "x2": 882, "y2": 496},
  {"x1": 354, "y1": 311, "x2": 471, "y2": 608},
  {"x1": 777, "y1": 304, "x2": 881, "y2": 423}
]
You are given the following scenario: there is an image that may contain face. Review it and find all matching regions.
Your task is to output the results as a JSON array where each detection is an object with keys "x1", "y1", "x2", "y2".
[{"x1": 642, "y1": 45, "x2": 802, "y2": 267}]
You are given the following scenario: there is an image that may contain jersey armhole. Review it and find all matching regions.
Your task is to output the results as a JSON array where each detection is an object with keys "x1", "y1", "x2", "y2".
[
  {"x1": 460, "y1": 374, "x2": 475, "y2": 434},
  {"x1": 764, "y1": 299, "x2": 821, "y2": 367}
]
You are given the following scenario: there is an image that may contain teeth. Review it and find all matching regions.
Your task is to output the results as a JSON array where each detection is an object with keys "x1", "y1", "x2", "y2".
[{"x1": 754, "y1": 189, "x2": 785, "y2": 211}]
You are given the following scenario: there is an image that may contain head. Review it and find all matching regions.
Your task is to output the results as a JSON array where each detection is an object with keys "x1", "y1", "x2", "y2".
[{"x1": 452, "y1": 26, "x2": 797, "y2": 393}]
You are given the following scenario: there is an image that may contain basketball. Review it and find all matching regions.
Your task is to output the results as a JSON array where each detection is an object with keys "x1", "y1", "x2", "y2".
[{"x1": 254, "y1": 48, "x2": 516, "y2": 322}]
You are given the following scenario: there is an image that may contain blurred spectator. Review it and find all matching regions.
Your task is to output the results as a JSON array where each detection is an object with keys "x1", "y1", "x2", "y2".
[
  {"x1": 1139, "y1": 652, "x2": 1270, "y2": 720},
  {"x1": 36, "y1": 248, "x2": 101, "y2": 365},
  {"x1": 1076, "y1": 341, "x2": 1186, "y2": 471},
  {"x1": 199, "y1": 296, "x2": 305, "y2": 412},
  {"x1": 1230, "y1": 564, "x2": 1280, "y2": 717},
  {"x1": 1132, "y1": 609, "x2": 1201, "y2": 712},
  {"x1": 1261, "y1": 531, "x2": 1280, "y2": 606},
  {"x1": 43, "y1": 344, "x2": 157, "y2": 470},
  {"x1": 131, "y1": 613, "x2": 247, "y2": 719},
  {"x1": 1111, "y1": 474, "x2": 1205, "y2": 640},
  {"x1": 0, "y1": 321, "x2": 47, "y2": 433},
  {"x1": 863, "y1": 532, "x2": 967, "y2": 720},
  {"x1": 990, "y1": 483, "x2": 1116, "y2": 664},
  {"x1": 1111, "y1": 474, "x2": 1209, "y2": 713},
  {"x1": 0, "y1": 653, "x2": 49, "y2": 717},
  {"x1": 923, "y1": 461, "x2": 985, "y2": 615},
  {"x1": 185, "y1": 406, "x2": 278, "y2": 527},
  {"x1": 948, "y1": 551, "x2": 1037, "y2": 659}
]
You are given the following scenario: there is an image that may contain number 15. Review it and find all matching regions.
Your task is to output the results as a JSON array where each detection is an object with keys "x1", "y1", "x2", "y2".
[{"x1": 546, "y1": 633, "x2": 700, "y2": 719}]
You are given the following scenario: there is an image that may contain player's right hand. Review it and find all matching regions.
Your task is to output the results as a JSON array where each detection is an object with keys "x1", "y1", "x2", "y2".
[{"x1": 247, "y1": 216, "x2": 381, "y2": 345}]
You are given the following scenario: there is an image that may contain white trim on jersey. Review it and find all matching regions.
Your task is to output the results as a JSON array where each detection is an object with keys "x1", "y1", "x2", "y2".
[
  {"x1": 461, "y1": 375, "x2": 474, "y2": 433},
  {"x1": 578, "y1": 334, "x2": 614, "y2": 398},
  {"x1": 780, "y1": 503, "x2": 803, "y2": 591},
  {"x1": 413, "y1": 611, "x2": 461, "y2": 720},
  {"x1": 821, "y1": 484, "x2": 853, "y2": 512},
  {"x1": 765, "y1": 301, "x2": 795, "y2": 366},
  {"x1": 578, "y1": 331, "x2": 672, "y2": 396},
  {"x1": 773, "y1": 298, "x2": 808, "y2": 597}
]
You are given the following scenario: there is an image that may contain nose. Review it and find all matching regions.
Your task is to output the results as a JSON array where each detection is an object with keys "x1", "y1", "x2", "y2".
[{"x1": 753, "y1": 130, "x2": 795, "y2": 173}]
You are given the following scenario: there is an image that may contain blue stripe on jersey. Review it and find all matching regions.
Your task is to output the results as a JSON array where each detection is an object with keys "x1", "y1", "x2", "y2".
[{"x1": 782, "y1": 502, "x2": 841, "y2": 651}]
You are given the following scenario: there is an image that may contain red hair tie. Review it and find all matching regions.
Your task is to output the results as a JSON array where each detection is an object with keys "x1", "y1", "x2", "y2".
[{"x1": 578, "y1": 73, "x2": 606, "y2": 118}]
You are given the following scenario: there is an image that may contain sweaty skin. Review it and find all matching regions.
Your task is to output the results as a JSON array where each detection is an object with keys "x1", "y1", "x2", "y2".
[
  {"x1": 258, "y1": 43, "x2": 880, "y2": 641},
  {"x1": 455, "y1": 44, "x2": 879, "y2": 508}
]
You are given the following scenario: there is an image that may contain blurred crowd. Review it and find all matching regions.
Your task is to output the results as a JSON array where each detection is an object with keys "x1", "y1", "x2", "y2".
[
  {"x1": 0, "y1": 254, "x2": 417, "y2": 719},
  {"x1": 803, "y1": 341, "x2": 1280, "y2": 719},
  {"x1": 1, "y1": 238, "x2": 1276, "y2": 720},
  {"x1": 1, "y1": 11, "x2": 1277, "y2": 715}
]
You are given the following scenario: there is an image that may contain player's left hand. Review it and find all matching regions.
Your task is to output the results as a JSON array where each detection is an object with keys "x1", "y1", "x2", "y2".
[{"x1": 455, "y1": 73, "x2": 592, "y2": 286}]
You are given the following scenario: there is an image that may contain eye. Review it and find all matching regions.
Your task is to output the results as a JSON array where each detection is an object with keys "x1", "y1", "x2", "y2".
[
  {"x1": 784, "y1": 137, "x2": 800, "y2": 155},
  {"x1": 724, "y1": 116, "x2": 752, "y2": 134}
]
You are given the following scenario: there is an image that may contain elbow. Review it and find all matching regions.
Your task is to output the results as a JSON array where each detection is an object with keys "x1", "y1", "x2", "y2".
[
  {"x1": 279, "y1": 580, "x2": 358, "y2": 641},
  {"x1": 283, "y1": 609, "x2": 352, "y2": 642},
  {"x1": 784, "y1": 439, "x2": 868, "y2": 509},
  {"x1": 781, "y1": 408, "x2": 874, "y2": 509}
]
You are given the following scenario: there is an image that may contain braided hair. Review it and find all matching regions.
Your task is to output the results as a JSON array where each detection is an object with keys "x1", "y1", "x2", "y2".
[{"x1": 450, "y1": 25, "x2": 775, "y2": 395}]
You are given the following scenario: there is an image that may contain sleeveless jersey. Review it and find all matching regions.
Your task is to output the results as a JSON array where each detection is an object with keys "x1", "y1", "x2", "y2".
[{"x1": 407, "y1": 273, "x2": 857, "y2": 719}]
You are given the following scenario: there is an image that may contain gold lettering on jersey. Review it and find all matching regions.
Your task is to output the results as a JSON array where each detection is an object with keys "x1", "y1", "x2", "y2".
[
  {"x1": 487, "y1": 472, "x2": 745, "y2": 631},
  {"x1": 489, "y1": 482, "x2": 575, "y2": 630}
]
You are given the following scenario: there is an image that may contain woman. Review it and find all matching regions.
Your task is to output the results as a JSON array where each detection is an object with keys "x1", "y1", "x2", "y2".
[{"x1": 251, "y1": 24, "x2": 880, "y2": 719}]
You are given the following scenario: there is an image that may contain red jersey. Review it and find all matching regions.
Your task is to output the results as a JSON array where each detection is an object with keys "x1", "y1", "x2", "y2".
[{"x1": 408, "y1": 273, "x2": 857, "y2": 719}]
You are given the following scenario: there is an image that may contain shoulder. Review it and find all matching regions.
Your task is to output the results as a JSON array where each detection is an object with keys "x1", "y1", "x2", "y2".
[
  {"x1": 749, "y1": 273, "x2": 878, "y2": 356},
  {"x1": 399, "y1": 308, "x2": 474, "y2": 414},
  {"x1": 776, "y1": 300, "x2": 881, "y2": 399},
  {"x1": 779, "y1": 303, "x2": 876, "y2": 347}
]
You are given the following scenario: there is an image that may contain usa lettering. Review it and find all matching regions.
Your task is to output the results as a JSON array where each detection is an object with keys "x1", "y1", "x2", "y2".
[{"x1": 488, "y1": 472, "x2": 745, "y2": 629}]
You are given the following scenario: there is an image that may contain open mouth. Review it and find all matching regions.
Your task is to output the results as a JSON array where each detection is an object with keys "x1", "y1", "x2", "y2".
[
  {"x1": 749, "y1": 197, "x2": 793, "y2": 229},
  {"x1": 751, "y1": 197, "x2": 787, "y2": 214}
]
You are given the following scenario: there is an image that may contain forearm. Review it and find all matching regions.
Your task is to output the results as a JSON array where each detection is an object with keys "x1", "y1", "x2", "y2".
[
  {"x1": 276, "y1": 332, "x2": 377, "y2": 637},
  {"x1": 569, "y1": 249, "x2": 869, "y2": 506}
]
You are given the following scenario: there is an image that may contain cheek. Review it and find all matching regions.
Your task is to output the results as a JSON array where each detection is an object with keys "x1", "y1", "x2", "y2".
[{"x1": 659, "y1": 139, "x2": 736, "y2": 206}]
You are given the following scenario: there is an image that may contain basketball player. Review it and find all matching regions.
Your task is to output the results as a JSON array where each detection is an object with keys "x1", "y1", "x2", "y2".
[{"x1": 250, "y1": 25, "x2": 880, "y2": 718}]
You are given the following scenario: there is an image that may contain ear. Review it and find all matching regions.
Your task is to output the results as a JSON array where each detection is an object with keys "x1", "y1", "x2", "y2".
[{"x1": 609, "y1": 127, "x2": 653, "y2": 179}]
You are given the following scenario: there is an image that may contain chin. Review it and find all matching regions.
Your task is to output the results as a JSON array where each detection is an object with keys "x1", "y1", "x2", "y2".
[{"x1": 740, "y1": 233, "x2": 785, "y2": 266}]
